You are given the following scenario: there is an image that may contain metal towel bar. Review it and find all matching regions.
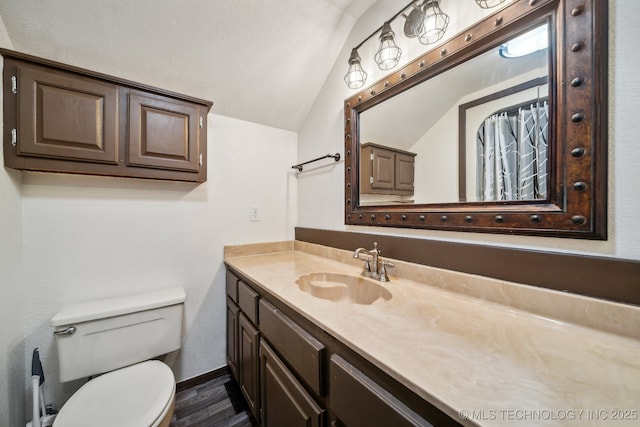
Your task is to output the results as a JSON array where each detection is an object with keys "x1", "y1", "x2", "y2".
[{"x1": 292, "y1": 153, "x2": 341, "y2": 172}]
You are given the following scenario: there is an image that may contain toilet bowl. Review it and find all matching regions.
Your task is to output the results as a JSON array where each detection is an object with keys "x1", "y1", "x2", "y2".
[
  {"x1": 53, "y1": 361, "x2": 175, "y2": 427},
  {"x1": 51, "y1": 288, "x2": 185, "y2": 427}
]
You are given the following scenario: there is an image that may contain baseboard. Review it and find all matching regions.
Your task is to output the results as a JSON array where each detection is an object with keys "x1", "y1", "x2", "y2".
[{"x1": 176, "y1": 365, "x2": 231, "y2": 392}]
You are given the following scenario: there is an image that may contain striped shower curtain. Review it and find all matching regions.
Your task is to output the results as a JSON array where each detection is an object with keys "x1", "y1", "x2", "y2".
[{"x1": 476, "y1": 101, "x2": 549, "y2": 201}]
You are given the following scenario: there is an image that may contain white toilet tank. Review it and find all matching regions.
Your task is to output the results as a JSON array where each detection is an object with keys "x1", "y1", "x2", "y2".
[{"x1": 51, "y1": 287, "x2": 185, "y2": 382}]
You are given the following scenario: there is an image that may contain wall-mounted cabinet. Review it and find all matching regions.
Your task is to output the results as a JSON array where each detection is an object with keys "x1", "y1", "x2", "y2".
[
  {"x1": 2, "y1": 49, "x2": 212, "y2": 182},
  {"x1": 360, "y1": 142, "x2": 416, "y2": 196}
]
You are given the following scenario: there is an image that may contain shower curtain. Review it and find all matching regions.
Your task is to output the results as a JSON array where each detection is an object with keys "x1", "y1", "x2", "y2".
[{"x1": 476, "y1": 101, "x2": 548, "y2": 201}]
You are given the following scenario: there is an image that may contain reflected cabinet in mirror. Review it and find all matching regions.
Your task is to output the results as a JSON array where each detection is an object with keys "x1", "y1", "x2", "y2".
[{"x1": 344, "y1": 0, "x2": 607, "y2": 239}]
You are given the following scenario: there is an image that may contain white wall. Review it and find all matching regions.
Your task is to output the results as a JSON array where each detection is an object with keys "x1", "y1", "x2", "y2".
[
  {"x1": 410, "y1": 69, "x2": 547, "y2": 204},
  {"x1": 297, "y1": 0, "x2": 640, "y2": 260},
  {"x1": 20, "y1": 113, "x2": 296, "y2": 408},
  {"x1": 6, "y1": 109, "x2": 296, "y2": 418},
  {"x1": 0, "y1": 14, "x2": 26, "y2": 427}
]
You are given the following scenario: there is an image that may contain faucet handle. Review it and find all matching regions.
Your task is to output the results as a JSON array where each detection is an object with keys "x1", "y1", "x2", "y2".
[
  {"x1": 379, "y1": 260, "x2": 395, "y2": 282},
  {"x1": 361, "y1": 258, "x2": 372, "y2": 277}
]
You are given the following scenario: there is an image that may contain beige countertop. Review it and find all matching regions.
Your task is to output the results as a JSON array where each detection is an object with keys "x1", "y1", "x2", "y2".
[{"x1": 224, "y1": 241, "x2": 640, "y2": 427}]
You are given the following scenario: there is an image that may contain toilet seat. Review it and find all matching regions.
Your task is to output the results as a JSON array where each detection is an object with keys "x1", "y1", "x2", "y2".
[{"x1": 53, "y1": 360, "x2": 175, "y2": 427}]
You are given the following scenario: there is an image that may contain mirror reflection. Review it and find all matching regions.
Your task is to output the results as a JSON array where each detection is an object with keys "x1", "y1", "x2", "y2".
[{"x1": 359, "y1": 23, "x2": 549, "y2": 206}]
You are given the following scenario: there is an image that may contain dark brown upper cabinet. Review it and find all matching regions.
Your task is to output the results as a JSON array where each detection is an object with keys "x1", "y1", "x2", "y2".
[
  {"x1": 360, "y1": 142, "x2": 416, "y2": 197},
  {"x1": 2, "y1": 49, "x2": 212, "y2": 182},
  {"x1": 344, "y1": 0, "x2": 608, "y2": 239}
]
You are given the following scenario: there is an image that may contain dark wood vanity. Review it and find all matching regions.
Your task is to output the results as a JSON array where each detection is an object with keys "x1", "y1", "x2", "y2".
[
  {"x1": 225, "y1": 268, "x2": 461, "y2": 427},
  {"x1": 2, "y1": 49, "x2": 212, "y2": 182}
]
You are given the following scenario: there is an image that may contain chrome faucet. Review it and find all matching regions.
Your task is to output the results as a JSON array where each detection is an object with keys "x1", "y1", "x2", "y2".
[{"x1": 353, "y1": 242, "x2": 395, "y2": 282}]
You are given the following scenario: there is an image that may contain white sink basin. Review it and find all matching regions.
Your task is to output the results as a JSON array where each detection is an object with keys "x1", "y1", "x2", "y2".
[{"x1": 295, "y1": 273, "x2": 392, "y2": 305}]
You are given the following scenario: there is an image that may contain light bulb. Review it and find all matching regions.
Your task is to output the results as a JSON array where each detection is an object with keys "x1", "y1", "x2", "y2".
[
  {"x1": 417, "y1": 1, "x2": 449, "y2": 45},
  {"x1": 344, "y1": 49, "x2": 367, "y2": 89},
  {"x1": 374, "y1": 22, "x2": 402, "y2": 70},
  {"x1": 499, "y1": 25, "x2": 548, "y2": 58}
]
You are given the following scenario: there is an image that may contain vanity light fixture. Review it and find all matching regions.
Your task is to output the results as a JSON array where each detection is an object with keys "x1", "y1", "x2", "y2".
[
  {"x1": 343, "y1": 0, "x2": 450, "y2": 89},
  {"x1": 499, "y1": 24, "x2": 548, "y2": 58},
  {"x1": 344, "y1": 48, "x2": 368, "y2": 89},
  {"x1": 416, "y1": 1, "x2": 449, "y2": 45},
  {"x1": 475, "y1": 0, "x2": 508, "y2": 8},
  {"x1": 374, "y1": 22, "x2": 402, "y2": 70}
]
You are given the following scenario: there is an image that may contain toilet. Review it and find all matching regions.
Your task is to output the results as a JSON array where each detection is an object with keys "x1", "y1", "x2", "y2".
[{"x1": 50, "y1": 287, "x2": 186, "y2": 427}]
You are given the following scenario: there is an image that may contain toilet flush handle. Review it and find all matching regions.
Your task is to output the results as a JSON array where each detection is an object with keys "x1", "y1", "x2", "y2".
[{"x1": 53, "y1": 326, "x2": 76, "y2": 336}]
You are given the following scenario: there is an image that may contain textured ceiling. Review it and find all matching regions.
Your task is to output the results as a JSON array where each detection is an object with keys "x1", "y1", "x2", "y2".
[{"x1": 0, "y1": 0, "x2": 376, "y2": 131}]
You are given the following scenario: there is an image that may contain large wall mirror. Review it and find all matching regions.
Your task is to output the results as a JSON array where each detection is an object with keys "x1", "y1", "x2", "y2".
[{"x1": 344, "y1": 0, "x2": 607, "y2": 239}]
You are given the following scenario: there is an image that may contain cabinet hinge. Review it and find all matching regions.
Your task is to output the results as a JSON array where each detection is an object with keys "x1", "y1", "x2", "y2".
[
  {"x1": 199, "y1": 116, "x2": 203, "y2": 128},
  {"x1": 11, "y1": 76, "x2": 17, "y2": 94},
  {"x1": 370, "y1": 176, "x2": 374, "y2": 184},
  {"x1": 11, "y1": 129, "x2": 17, "y2": 147},
  {"x1": 370, "y1": 152, "x2": 374, "y2": 161},
  {"x1": 199, "y1": 153, "x2": 203, "y2": 166}
]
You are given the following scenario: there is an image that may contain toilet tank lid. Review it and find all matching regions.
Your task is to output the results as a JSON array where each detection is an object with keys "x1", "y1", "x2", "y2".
[{"x1": 51, "y1": 287, "x2": 186, "y2": 327}]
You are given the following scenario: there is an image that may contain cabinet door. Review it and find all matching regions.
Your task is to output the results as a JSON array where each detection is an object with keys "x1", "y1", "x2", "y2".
[
  {"x1": 395, "y1": 152, "x2": 415, "y2": 193},
  {"x1": 238, "y1": 313, "x2": 260, "y2": 422},
  {"x1": 370, "y1": 146, "x2": 395, "y2": 191},
  {"x1": 226, "y1": 298, "x2": 240, "y2": 380},
  {"x1": 260, "y1": 341, "x2": 324, "y2": 427},
  {"x1": 128, "y1": 90, "x2": 201, "y2": 172},
  {"x1": 330, "y1": 355, "x2": 433, "y2": 427},
  {"x1": 14, "y1": 61, "x2": 118, "y2": 163}
]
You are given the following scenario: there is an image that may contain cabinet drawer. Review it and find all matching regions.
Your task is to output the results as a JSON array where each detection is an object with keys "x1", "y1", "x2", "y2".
[
  {"x1": 238, "y1": 281, "x2": 259, "y2": 324},
  {"x1": 330, "y1": 355, "x2": 433, "y2": 427},
  {"x1": 226, "y1": 272, "x2": 239, "y2": 303},
  {"x1": 259, "y1": 300, "x2": 325, "y2": 396}
]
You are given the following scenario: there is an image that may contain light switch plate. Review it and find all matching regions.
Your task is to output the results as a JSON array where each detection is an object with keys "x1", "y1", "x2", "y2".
[{"x1": 250, "y1": 205, "x2": 261, "y2": 222}]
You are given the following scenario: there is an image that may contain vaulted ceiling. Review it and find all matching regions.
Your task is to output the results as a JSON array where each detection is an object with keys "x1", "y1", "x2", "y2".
[{"x1": 0, "y1": 0, "x2": 377, "y2": 131}]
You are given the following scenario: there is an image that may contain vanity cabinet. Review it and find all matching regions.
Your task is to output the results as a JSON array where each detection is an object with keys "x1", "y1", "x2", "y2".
[
  {"x1": 360, "y1": 142, "x2": 416, "y2": 195},
  {"x1": 225, "y1": 268, "x2": 460, "y2": 427},
  {"x1": 2, "y1": 49, "x2": 211, "y2": 182}
]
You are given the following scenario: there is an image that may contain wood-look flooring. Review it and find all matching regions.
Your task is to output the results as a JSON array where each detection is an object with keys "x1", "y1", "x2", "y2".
[{"x1": 171, "y1": 374, "x2": 256, "y2": 427}]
